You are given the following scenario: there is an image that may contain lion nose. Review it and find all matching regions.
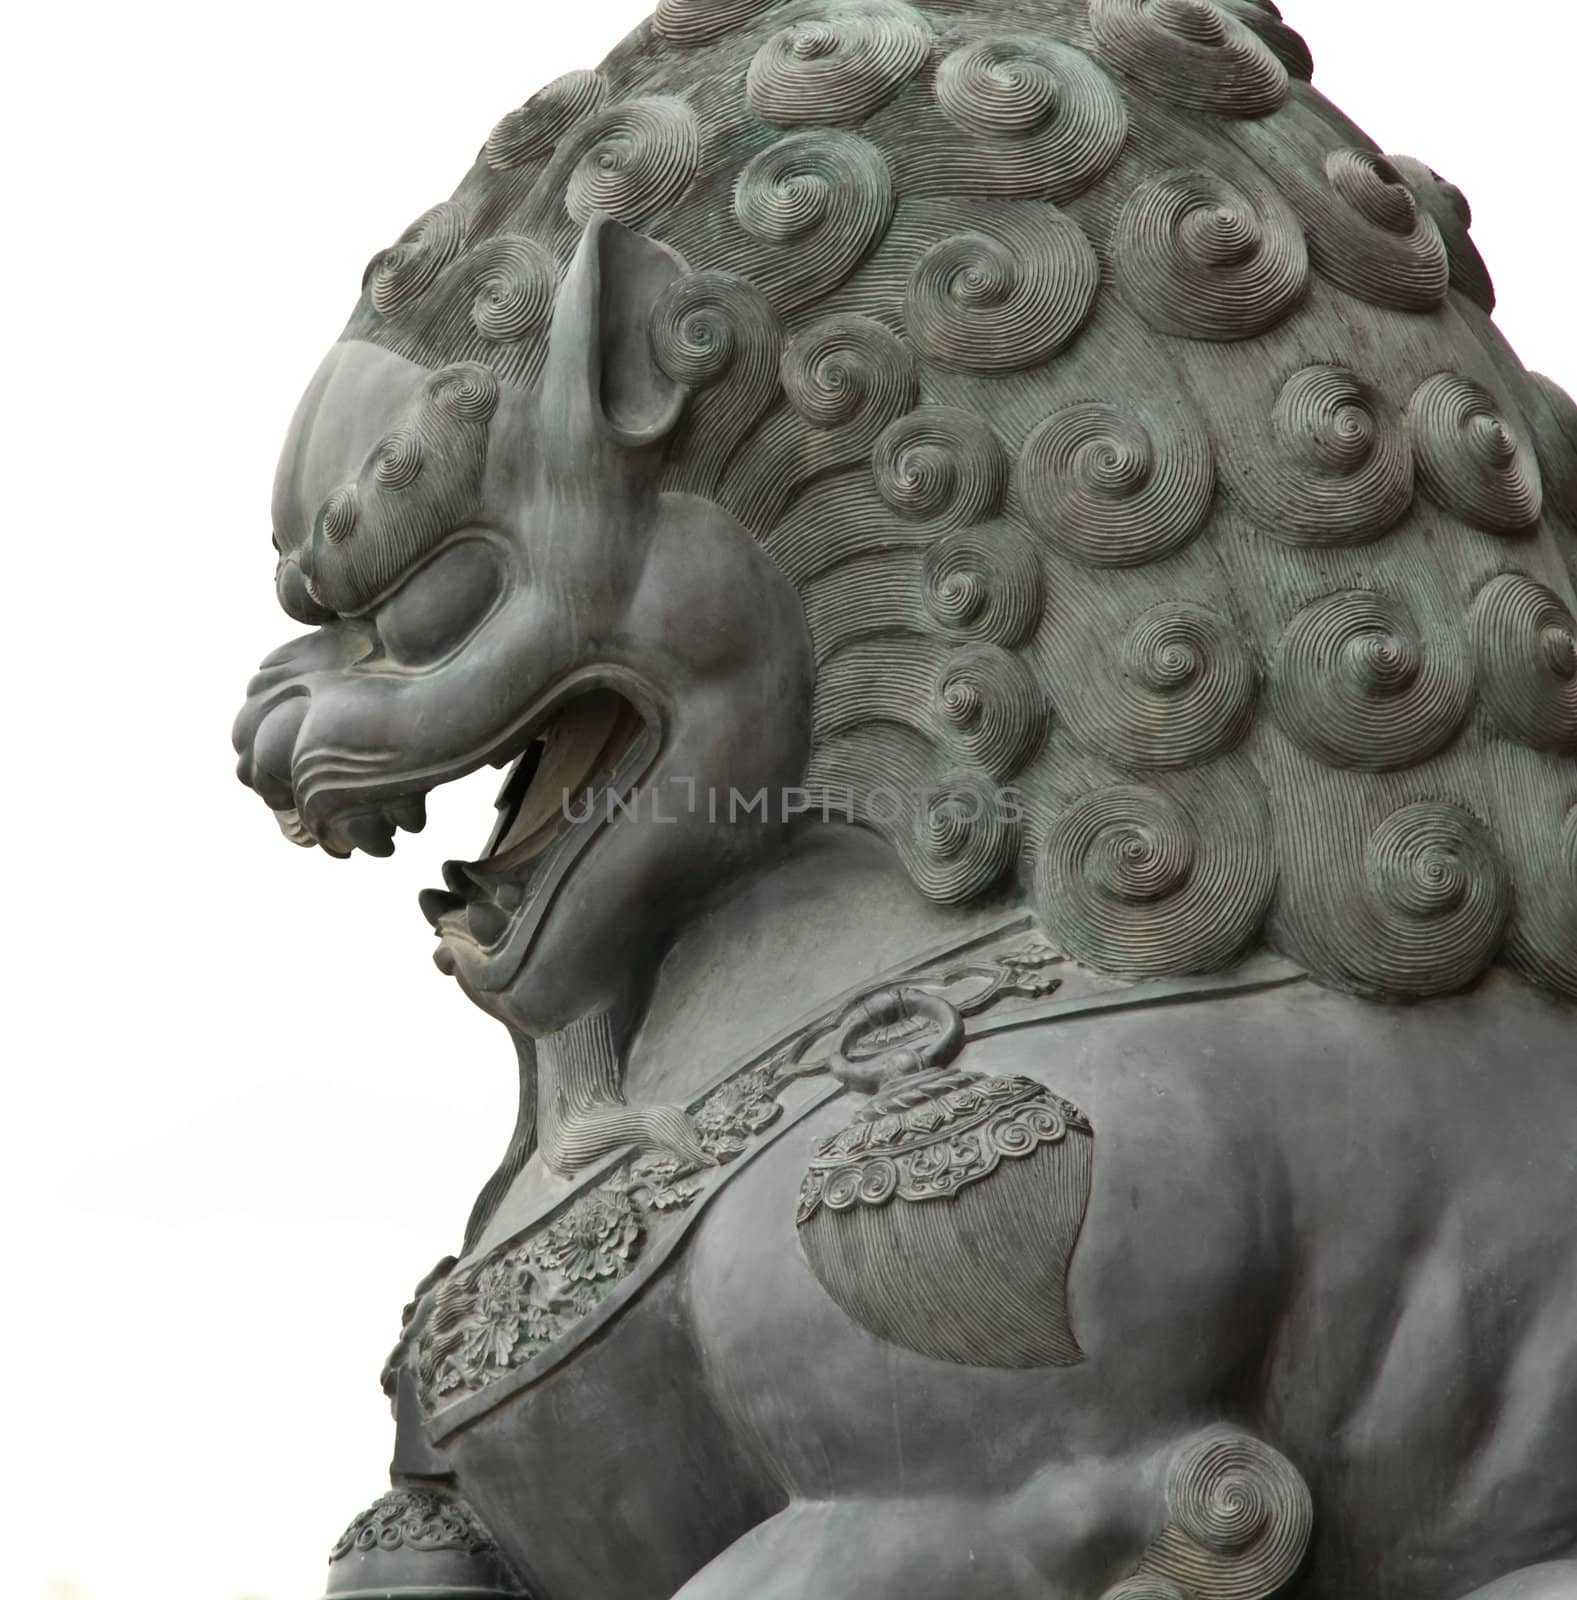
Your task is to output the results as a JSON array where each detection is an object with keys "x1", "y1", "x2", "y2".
[
  {"x1": 277, "y1": 552, "x2": 335, "y2": 626},
  {"x1": 234, "y1": 694, "x2": 308, "y2": 811}
]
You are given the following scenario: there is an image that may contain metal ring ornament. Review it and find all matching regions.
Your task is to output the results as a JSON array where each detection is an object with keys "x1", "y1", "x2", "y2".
[{"x1": 826, "y1": 985, "x2": 967, "y2": 1093}]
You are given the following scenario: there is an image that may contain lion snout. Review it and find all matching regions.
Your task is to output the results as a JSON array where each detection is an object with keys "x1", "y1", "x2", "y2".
[{"x1": 234, "y1": 692, "x2": 308, "y2": 813}]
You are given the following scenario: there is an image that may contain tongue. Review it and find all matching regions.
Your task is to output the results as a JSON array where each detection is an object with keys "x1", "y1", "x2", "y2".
[
  {"x1": 484, "y1": 692, "x2": 642, "y2": 866},
  {"x1": 484, "y1": 739, "x2": 546, "y2": 859},
  {"x1": 419, "y1": 888, "x2": 465, "y2": 929},
  {"x1": 467, "y1": 901, "x2": 510, "y2": 946}
]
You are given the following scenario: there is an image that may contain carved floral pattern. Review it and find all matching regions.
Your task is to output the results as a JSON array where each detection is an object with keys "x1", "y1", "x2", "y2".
[
  {"x1": 330, "y1": 1487, "x2": 499, "y2": 1561},
  {"x1": 931, "y1": 933, "x2": 1064, "y2": 1013},
  {"x1": 797, "y1": 1071, "x2": 1091, "y2": 1223},
  {"x1": 538, "y1": 1187, "x2": 643, "y2": 1282},
  {"x1": 420, "y1": 1155, "x2": 706, "y2": 1400},
  {"x1": 414, "y1": 925, "x2": 1076, "y2": 1407},
  {"x1": 419, "y1": 1068, "x2": 791, "y2": 1402},
  {"x1": 993, "y1": 936, "x2": 1065, "y2": 989},
  {"x1": 694, "y1": 1062, "x2": 789, "y2": 1159}
]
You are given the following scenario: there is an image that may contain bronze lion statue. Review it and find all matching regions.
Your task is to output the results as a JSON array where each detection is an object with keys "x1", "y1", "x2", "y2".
[{"x1": 232, "y1": 1, "x2": 1577, "y2": 1596}]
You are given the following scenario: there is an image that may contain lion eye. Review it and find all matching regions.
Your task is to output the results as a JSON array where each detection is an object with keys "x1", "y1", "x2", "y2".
[{"x1": 376, "y1": 537, "x2": 508, "y2": 666}]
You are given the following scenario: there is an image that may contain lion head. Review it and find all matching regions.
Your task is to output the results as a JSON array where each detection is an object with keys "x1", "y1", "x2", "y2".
[{"x1": 235, "y1": 0, "x2": 1577, "y2": 1156}]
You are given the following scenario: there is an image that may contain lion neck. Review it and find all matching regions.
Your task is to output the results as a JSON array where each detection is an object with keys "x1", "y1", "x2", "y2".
[
  {"x1": 466, "y1": 825, "x2": 1013, "y2": 1259},
  {"x1": 621, "y1": 825, "x2": 1012, "y2": 1105}
]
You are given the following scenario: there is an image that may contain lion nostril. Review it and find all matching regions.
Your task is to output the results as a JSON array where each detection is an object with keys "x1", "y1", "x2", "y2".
[{"x1": 277, "y1": 553, "x2": 336, "y2": 626}]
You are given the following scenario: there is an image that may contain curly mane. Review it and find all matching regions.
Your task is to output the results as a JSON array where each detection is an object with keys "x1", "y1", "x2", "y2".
[{"x1": 335, "y1": 0, "x2": 1577, "y2": 1001}]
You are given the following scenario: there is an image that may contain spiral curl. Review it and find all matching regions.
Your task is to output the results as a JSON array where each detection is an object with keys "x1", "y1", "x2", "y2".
[
  {"x1": 1217, "y1": 0, "x2": 1312, "y2": 78},
  {"x1": 428, "y1": 363, "x2": 501, "y2": 423},
  {"x1": 1104, "y1": 603, "x2": 1257, "y2": 767},
  {"x1": 814, "y1": 639, "x2": 1044, "y2": 777},
  {"x1": 1407, "y1": 374, "x2": 1543, "y2": 535},
  {"x1": 373, "y1": 429, "x2": 425, "y2": 491},
  {"x1": 564, "y1": 98, "x2": 702, "y2": 228},
  {"x1": 903, "y1": 775, "x2": 1019, "y2": 904},
  {"x1": 465, "y1": 236, "x2": 558, "y2": 344},
  {"x1": 1146, "y1": 1431, "x2": 1314, "y2": 1600},
  {"x1": 1328, "y1": 149, "x2": 1419, "y2": 237},
  {"x1": 366, "y1": 203, "x2": 468, "y2": 318},
  {"x1": 1354, "y1": 803, "x2": 1510, "y2": 996},
  {"x1": 652, "y1": 270, "x2": 781, "y2": 389},
  {"x1": 1300, "y1": 150, "x2": 1449, "y2": 313},
  {"x1": 746, "y1": 5, "x2": 933, "y2": 128},
  {"x1": 319, "y1": 487, "x2": 359, "y2": 547},
  {"x1": 1234, "y1": 366, "x2": 1414, "y2": 546},
  {"x1": 654, "y1": 0, "x2": 775, "y2": 46},
  {"x1": 922, "y1": 524, "x2": 1044, "y2": 647},
  {"x1": 872, "y1": 408, "x2": 1009, "y2": 531},
  {"x1": 937, "y1": 34, "x2": 1070, "y2": 135},
  {"x1": 651, "y1": 271, "x2": 784, "y2": 497},
  {"x1": 933, "y1": 644, "x2": 1048, "y2": 777},
  {"x1": 1469, "y1": 574, "x2": 1577, "y2": 753},
  {"x1": 1271, "y1": 590, "x2": 1471, "y2": 772},
  {"x1": 1116, "y1": 169, "x2": 1308, "y2": 341},
  {"x1": 1020, "y1": 402, "x2": 1216, "y2": 567},
  {"x1": 991, "y1": 1101, "x2": 1071, "y2": 1153},
  {"x1": 913, "y1": 35, "x2": 1129, "y2": 204},
  {"x1": 722, "y1": 316, "x2": 916, "y2": 530},
  {"x1": 484, "y1": 70, "x2": 607, "y2": 170},
  {"x1": 905, "y1": 211, "x2": 1099, "y2": 373},
  {"x1": 1386, "y1": 154, "x2": 1495, "y2": 313},
  {"x1": 732, "y1": 131, "x2": 895, "y2": 313},
  {"x1": 316, "y1": 363, "x2": 491, "y2": 616},
  {"x1": 1173, "y1": 1438, "x2": 1286, "y2": 1552},
  {"x1": 1037, "y1": 775, "x2": 1274, "y2": 977},
  {"x1": 1527, "y1": 372, "x2": 1577, "y2": 527},
  {"x1": 781, "y1": 315, "x2": 919, "y2": 433},
  {"x1": 1088, "y1": 0, "x2": 1288, "y2": 118}
]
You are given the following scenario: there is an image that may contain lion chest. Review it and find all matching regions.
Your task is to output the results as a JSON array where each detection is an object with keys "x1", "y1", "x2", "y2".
[{"x1": 430, "y1": 1256, "x2": 769, "y2": 1600}]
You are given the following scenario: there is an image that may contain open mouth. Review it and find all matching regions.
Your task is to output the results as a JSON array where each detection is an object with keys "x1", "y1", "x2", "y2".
[{"x1": 418, "y1": 688, "x2": 651, "y2": 954}]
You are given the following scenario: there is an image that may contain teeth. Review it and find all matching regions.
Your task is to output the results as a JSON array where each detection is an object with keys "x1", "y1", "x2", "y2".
[
  {"x1": 391, "y1": 796, "x2": 427, "y2": 834},
  {"x1": 419, "y1": 888, "x2": 466, "y2": 929},
  {"x1": 427, "y1": 861, "x2": 528, "y2": 943},
  {"x1": 273, "y1": 809, "x2": 316, "y2": 849},
  {"x1": 460, "y1": 862, "x2": 502, "y2": 897},
  {"x1": 345, "y1": 816, "x2": 397, "y2": 858},
  {"x1": 468, "y1": 901, "x2": 509, "y2": 946}
]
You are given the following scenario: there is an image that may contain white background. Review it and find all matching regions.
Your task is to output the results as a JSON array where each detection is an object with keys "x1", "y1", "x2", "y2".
[{"x1": 3, "y1": 4, "x2": 1572, "y2": 1598}]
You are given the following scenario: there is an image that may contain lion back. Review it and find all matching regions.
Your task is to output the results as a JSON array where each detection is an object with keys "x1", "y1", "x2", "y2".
[{"x1": 337, "y1": 0, "x2": 1577, "y2": 1002}]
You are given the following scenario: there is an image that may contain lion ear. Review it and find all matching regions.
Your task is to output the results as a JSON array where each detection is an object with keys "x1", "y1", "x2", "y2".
[{"x1": 542, "y1": 212, "x2": 689, "y2": 460}]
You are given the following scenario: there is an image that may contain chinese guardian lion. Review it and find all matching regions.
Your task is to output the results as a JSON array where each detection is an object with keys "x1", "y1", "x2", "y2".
[{"x1": 231, "y1": 2, "x2": 1577, "y2": 1597}]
